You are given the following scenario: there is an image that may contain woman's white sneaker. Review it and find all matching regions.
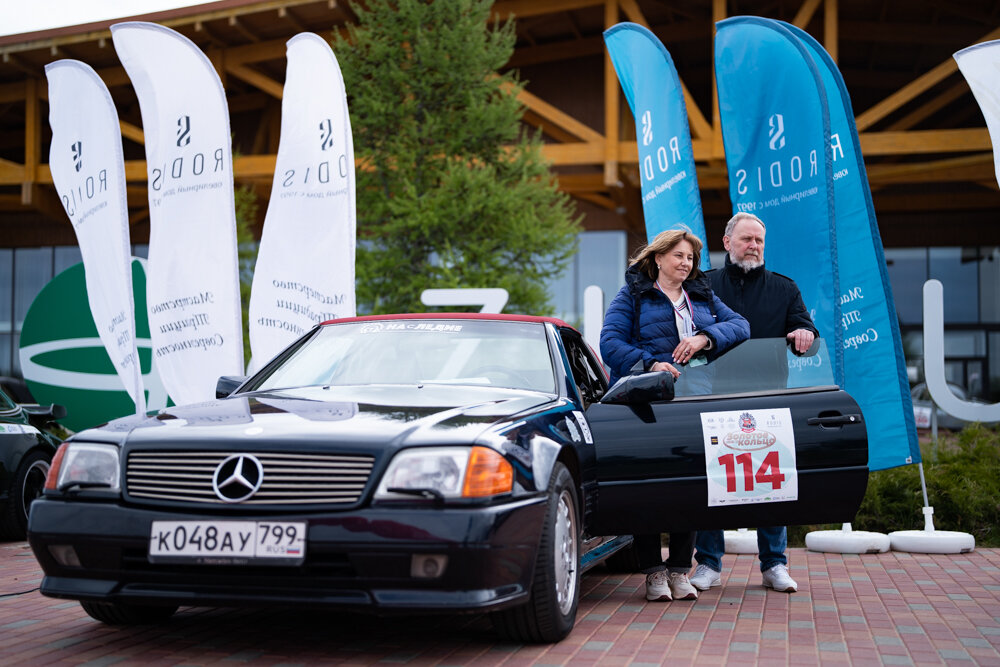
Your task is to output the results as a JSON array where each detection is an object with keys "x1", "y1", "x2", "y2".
[
  {"x1": 645, "y1": 570, "x2": 672, "y2": 601},
  {"x1": 668, "y1": 572, "x2": 699, "y2": 600},
  {"x1": 762, "y1": 564, "x2": 797, "y2": 592}
]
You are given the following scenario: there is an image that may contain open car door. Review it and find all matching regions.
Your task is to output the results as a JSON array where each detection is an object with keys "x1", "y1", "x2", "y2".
[{"x1": 585, "y1": 339, "x2": 868, "y2": 535}]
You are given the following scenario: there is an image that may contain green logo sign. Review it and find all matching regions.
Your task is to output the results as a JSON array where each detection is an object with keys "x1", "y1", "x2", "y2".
[{"x1": 19, "y1": 259, "x2": 171, "y2": 432}]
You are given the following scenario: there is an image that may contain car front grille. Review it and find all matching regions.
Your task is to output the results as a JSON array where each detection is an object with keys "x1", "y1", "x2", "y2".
[{"x1": 126, "y1": 450, "x2": 374, "y2": 505}]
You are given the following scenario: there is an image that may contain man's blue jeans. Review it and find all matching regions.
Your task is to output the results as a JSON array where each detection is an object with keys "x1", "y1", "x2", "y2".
[{"x1": 694, "y1": 526, "x2": 787, "y2": 573}]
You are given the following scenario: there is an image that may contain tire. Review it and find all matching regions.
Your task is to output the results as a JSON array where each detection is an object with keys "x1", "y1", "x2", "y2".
[
  {"x1": 603, "y1": 537, "x2": 641, "y2": 573},
  {"x1": 492, "y1": 462, "x2": 580, "y2": 643},
  {"x1": 80, "y1": 601, "x2": 178, "y2": 625},
  {"x1": 0, "y1": 449, "x2": 51, "y2": 540}
]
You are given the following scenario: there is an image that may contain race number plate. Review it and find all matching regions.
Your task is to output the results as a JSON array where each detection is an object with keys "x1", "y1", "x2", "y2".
[
  {"x1": 700, "y1": 408, "x2": 798, "y2": 507},
  {"x1": 149, "y1": 520, "x2": 306, "y2": 564}
]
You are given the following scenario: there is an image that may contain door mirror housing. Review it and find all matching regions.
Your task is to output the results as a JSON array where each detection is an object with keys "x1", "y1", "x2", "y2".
[
  {"x1": 600, "y1": 371, "x2": 674, "y2": 404},
  {"x1": 216, "y1": 375, "x2": 247, "y2": 398}
]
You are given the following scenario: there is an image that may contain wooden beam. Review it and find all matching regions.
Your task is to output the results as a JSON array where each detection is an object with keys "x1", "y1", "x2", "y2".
[
  {"x1": 509, "y1": 83, "x2": 604, "y2": 143},
  {"x1": 22, "y1": 77, "x2": 39, "y2": 205},
  {"x1": 278, "y1": 6, "x2": 307, "y2": 33},
  {"x1": 711, "y1": 0, "x2": 726, "y2": 162},
  {"x1": 866, "y1": 153, "x2": 994, "y2": 185},
  {"x1": 229, "y1": 15, "x2": 261, "y2": 43},
  {"x1": 603, "y1": 0, "x2": 619, "y2": 186},
  {"x1": 618, "y1": 0, "x2": 645, "y2": 25},
  {"x1": 855, "y1": 25, "x2": 1000, "y2": 131},
  {"x1": 858, "y1": 128, "x2": 990, "y2": 155},
  {"x1": 226, "y1": 63, "x2": 283, "y2": 99},
  {"x1": 492, "y1": 0, "x2": 603, "y2": 21},
  {"x1": 120, "y1": 120, "x2": 144, "y2": 145},
  {"x1": 0, "y1": 157, "x2": 23, "y2": 182},
  {"x1": 824, "y1": 0, "x2": 837, "y2": 64},
  {"x1": 792, "y1": 0, "x2": 822, "y2": 28},
  {"x1": 887, "y1": 82, "x2": 968, "y2": 131}
]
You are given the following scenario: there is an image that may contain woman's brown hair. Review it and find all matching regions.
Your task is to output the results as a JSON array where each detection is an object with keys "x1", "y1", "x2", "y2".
[{"x1": 628, "y1": 229, "x2": 703, "y2": 281}]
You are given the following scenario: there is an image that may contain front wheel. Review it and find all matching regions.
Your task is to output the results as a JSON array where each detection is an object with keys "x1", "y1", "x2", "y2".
[
  {"x1": 0, "y1": 449, "x2": 51, "y2": 540},
  {"x1": 80, "y1": 601, "x2": 178, "y2": 625},
  {"x1": 492, "y1": 462, "x2": 580, "y2": 643}
]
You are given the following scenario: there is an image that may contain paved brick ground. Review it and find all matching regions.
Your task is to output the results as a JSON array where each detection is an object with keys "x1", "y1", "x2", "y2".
[{"x1": 2, "y1": 541, "x2": 999, "y2": 666}]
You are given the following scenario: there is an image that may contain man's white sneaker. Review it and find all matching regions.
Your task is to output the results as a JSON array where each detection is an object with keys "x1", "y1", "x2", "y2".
[
  {"x1": 689, "y1": 564, "x2": 721, "y2": 591},
  {"x1": 762, "y1": 564, "x2": 797, "y2": 592},
  {"x1": 645, "y1": 570, "x2": 672, "y2": 601},
  {"x1": 668, "y1": 572, "x2": 698, "y2": 600}
]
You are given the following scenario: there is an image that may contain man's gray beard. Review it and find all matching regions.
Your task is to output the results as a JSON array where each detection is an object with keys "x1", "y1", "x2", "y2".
[{"x1": 731, "y1": 252, "x2": 763, "y2": 272}]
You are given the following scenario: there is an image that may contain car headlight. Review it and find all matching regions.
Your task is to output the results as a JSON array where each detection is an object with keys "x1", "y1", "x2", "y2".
[
  {"x1": 374, "y1": 446, "x2": 513, "y2": 500},
  {"x1": 45, "y1": 442, "x2": 121, "y2": 493}
]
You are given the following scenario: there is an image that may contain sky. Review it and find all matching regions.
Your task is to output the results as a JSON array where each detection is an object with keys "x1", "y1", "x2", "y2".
[{"x1": 1, "y1": 1, "x2": 214, "y2": 37}]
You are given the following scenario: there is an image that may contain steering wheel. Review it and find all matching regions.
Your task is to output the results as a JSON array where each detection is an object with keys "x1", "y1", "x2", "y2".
[{"x1": 468, "y1": 365, "x2": 532, "y2": 388}]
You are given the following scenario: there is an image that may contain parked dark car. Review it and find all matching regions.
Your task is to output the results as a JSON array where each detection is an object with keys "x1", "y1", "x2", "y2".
[
  {"x1": 28, "y1": 314, "x2": 868, "y2": 642},
  {"x1": 0, "y1": 386, "x2": 64, "y2": 539}
]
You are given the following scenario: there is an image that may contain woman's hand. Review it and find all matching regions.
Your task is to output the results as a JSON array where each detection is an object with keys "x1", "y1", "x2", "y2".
[
  {"x1": 671, "y1": 333, "x2": 710, "y2": 365},
  {"x1": 649, "y1": 360, "x2": 682, "y2": 379}
]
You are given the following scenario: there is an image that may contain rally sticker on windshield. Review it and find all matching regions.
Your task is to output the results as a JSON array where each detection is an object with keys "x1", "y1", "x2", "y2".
[
  {"x1": 700, "y1": 408, "x2": 798, "y2": 506},
  {"x1": 0, "y1": 423, "x2": 41, "y2": 436}
]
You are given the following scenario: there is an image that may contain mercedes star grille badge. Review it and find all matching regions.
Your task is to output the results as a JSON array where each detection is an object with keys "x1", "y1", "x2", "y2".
[{"x1": 212, "y1": 454, "x2": 264, "y2": 502}]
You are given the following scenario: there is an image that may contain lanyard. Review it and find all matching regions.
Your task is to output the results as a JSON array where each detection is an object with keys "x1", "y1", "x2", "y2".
[{"x1": 656, "y1": 282, "x2": 696, "y2": 338}]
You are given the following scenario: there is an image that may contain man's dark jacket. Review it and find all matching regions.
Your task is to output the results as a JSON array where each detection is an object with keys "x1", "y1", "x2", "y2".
[{"x1": 706, "y1": 256, "x2": 818, "y2": 339}]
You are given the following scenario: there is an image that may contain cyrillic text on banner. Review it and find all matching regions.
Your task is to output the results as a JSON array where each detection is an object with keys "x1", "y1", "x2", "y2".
[
  {"x1": 111, "y1": 22, "x2": 243, "y2": 405},
  {"x1": 783, "y1": 22, "x2": 919, "y2": 470},
  {"x1": 715, "y1": 17, "x2": 842, "y2": 383},
  {"x1": 249, "y1": 33, "x2": 356, "y2": 371},
  {"x1": 45, "y1": 60, "x2": 146, "y2": 415}
]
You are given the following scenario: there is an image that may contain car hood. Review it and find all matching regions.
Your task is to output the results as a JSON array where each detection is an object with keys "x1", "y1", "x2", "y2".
[{"x1": 77, "y1": 384, "x2": 557, "y2": 450}]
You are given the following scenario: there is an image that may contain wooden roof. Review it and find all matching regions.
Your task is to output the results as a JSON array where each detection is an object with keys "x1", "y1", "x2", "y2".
[{"x1": 1, "y1": 0, "x2": 998, "y2": 250}]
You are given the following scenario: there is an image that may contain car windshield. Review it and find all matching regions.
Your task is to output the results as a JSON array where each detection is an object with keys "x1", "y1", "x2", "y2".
[
  {"x1": 673, "y1": 337, "x2": 836, "y2": 397},
  {"x1": 249, "y1": 319, "x2": 557, "y2": 393}
]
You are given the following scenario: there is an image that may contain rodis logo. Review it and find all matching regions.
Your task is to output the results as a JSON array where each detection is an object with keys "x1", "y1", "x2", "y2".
[
  {"x1": 637, "y1": 108, "x2": 682, "y2": 184},
  {"x1": 319, "y1": 118, "x2": 335, "y2": 151},
  {"x1": 176, "y1": 115, "x2": 191, "y2": 147},
  {"x1": 150, "y1": 115, "x2": 226, "y2": 192},
  {"x1": 61, "y1": 140, "x2": 107, "y2": 220},
  {"x1": 641, "y1": 110, "x2": 653, "y2": 147},
  {"x1": 768, "y1": 113, "x2": 785, "y2": 150},
  {"x1": 274, "y1": 116, "x2": 347, "y2": 186},
  {"x1": 71, "y1": 141, "x2": 82, "y2": 172}
]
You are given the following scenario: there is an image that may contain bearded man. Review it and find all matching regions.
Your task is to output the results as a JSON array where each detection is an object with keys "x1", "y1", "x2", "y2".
[{"x1": 689, "y1": 211, "x2": 819, "y2": 594}]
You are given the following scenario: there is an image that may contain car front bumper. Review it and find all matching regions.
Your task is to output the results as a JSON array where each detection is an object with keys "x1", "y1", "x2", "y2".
[{"x1": 28, "y1": 495, "x2": 547, "y2": 613}]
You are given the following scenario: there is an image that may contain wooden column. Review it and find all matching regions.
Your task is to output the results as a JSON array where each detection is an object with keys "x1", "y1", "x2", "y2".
[
  {"x1": 22, "y1": 77, "x2": 39, "y2": 205},
  {"x1": 603, "y1": 0, "x2": 619, "y2": 187}
]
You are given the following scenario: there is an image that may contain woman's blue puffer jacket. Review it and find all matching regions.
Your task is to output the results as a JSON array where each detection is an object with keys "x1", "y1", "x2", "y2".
[{"x1": 600, "y1": 265, "x2": 750, "y2": 384}]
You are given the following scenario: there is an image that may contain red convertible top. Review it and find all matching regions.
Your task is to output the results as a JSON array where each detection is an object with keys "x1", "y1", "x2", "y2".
[{"x1": 321, "y1": 312, "x2": 574, "y2": 330}]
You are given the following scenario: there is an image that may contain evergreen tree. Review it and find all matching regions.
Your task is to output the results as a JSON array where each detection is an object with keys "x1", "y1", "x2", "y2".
[
  {"x1": 234, "y1": 184, "x2": 258, "y2": 367},
  {"x1": 333, "y1": 0, "x2": 580, "y2": 315}
]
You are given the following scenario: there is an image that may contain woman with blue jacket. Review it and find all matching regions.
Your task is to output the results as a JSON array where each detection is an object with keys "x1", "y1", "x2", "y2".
[{"x1": 600, "y1": 229, "x2": 749, "y2": 602}]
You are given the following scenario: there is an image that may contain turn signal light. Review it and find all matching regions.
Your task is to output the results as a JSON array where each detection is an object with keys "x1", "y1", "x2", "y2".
[
  {"x1": 44, "y1": 443, "x2": 69, "y2": 491},
  {"x1": 462, "y1": 446, "x2": 513, "y2": 498}
]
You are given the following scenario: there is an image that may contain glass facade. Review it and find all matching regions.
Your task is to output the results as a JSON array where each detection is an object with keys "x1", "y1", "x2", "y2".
[
  {"x1": 884, "y1": 246, "x2": 1000, "y2": 401},
  {"x1": 0, "y1": 245, "x2": 147, "y2": 377}
]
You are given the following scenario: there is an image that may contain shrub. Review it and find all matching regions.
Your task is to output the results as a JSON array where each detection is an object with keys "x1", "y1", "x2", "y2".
[{"x1": 789, "y1": 423, "x2": 1000, "y2": 547}]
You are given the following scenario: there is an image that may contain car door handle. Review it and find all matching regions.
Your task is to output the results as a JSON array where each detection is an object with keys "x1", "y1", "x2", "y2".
[{"x1": 807, "y1": 414, "x2": 862, "y2": 427}]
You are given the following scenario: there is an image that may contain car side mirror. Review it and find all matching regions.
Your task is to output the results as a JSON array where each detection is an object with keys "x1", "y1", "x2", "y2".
[
  {"x1": 216, "y1": 375, "x2": 247, "y2": 398},
  {"x1": 600, "y1": 371, "x2": 675, "y2": 404},
  {"x1": 21, "y1": 403, "x2": 68, "y2": 421}
]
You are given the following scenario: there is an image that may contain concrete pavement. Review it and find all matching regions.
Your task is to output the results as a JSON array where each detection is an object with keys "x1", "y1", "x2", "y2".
[{"x1": 2, "y1": 541, "x2": 999, "y2": 665}]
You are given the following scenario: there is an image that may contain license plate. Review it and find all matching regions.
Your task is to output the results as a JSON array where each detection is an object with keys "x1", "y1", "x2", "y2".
[{"x1": 149, "y1": 520, "x2": 306, "y2": 564}]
